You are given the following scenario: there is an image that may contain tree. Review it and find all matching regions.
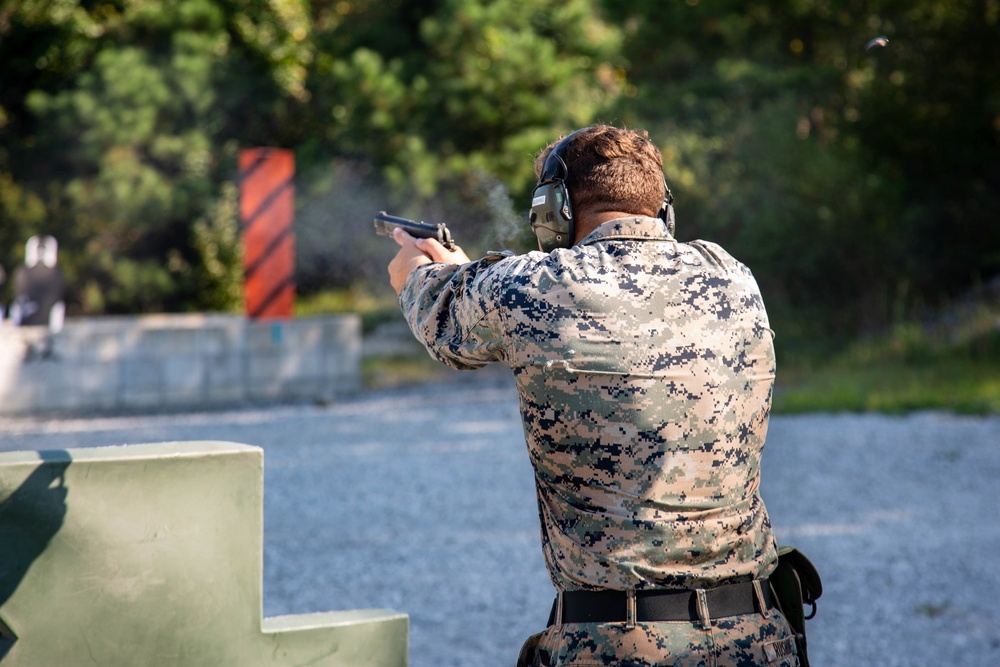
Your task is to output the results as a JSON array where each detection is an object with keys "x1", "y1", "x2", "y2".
[
  {"x1": 2, "y1": 0, "x2": 625, "y2": 309},
  {"x1": 300, "y1": 0, "x2": 624, "y2": 196},
  {"x1": 600, "y1": 0, "x2": 1000, "y2": 346},
  {"x1": 293, "y1": 0, "x2": 626, "y2": 290},
  {"x1": 1, "y1": 0, "x2": 314, "y2": 313},
  {"x1": 4, "y1": 0, "x2": 995, "y2": 337}
]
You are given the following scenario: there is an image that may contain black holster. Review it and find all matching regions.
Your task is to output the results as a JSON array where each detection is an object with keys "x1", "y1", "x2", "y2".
[{"x1": 769, "y1": 546, "x2": 823, "y2": 667}]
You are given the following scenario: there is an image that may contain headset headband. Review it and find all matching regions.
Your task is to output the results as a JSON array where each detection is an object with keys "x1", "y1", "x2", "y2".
[{"x1": 538, "y1": 129, "x2": 585, "y2": 184}]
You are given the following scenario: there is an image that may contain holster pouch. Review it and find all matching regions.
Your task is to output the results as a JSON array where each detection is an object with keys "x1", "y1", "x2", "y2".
[{"x1": 769, "y1": 546, "x2": 823, "y2": 667}]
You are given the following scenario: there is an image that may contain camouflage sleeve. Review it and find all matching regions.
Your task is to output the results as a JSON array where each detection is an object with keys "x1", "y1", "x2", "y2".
[{"x1": 398, "y1": 251, "x2": 514, "y2": 370}]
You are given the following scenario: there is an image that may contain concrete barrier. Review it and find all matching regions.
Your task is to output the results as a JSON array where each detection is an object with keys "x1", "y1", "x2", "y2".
[
  {"x1": 0, "y1": 314, "x2": 361, "y2": 416},
  {"x1": 0, "y1": 441, "x2": 408, "y2": 666}
]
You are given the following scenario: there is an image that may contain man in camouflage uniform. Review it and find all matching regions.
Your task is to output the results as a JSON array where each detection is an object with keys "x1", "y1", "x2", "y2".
[{"x1": 388, "y1": 125, "x2": 800, "y2": 666}]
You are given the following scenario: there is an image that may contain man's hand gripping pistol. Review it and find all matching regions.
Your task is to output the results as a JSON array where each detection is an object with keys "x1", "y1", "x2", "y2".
[{"x1": 373, "y1": 211, "x2": 457, "y2": 251}]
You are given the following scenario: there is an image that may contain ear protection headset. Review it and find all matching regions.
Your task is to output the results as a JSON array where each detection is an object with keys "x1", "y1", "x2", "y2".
[
  {"x1": 528, "y1": 130, "x2": 583, "y2": 253},
  {"x1": 529, "y1": 129, "x2": 676, "y2": 253}
]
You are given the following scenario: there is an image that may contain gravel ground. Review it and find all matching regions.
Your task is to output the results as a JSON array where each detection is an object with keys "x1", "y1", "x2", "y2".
[{"x1": 1, "y1": 370, "x2": 998, "y2": 667}]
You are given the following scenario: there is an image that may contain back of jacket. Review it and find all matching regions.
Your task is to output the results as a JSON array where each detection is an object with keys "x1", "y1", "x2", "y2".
[{"x1": 400, "y1": 216, "x2": 778, "y2": 591}]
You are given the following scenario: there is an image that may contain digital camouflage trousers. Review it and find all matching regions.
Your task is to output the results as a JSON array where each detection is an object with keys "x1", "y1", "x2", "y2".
[{"x1": 518, "y1": 609, "x2": 800, "y2": 667}]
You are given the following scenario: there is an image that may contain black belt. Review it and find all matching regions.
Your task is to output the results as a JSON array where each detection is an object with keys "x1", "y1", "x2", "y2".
[{"x1": 550, "y1": 580, "x2": 774, "y2": 625}]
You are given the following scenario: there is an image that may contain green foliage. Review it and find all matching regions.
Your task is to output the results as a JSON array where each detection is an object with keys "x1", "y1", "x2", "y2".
[
  {"x1": 190, "y1": 181, "x2": 243, "y2": 312},
  {"x1": 660, "y1": 94, "x2": 909, "y2": 341},
  {"x1": 0, "y1": 172, "x2": 46, "y2": 305},
  {"x1": 23, "y1": 34, "x2": 224, "y2": 312},
  {"x1": 603, "y1": 0, "x2": 1000, "y2": 350},
  {"x1": 0, "y1": 0, "x2": 303, "y2": 313},
  {"x1": 774, "y1": 281, "x2": 1000, "y2": 413},
  {"x1": 848, "y1": 1, "x2": 1000, "y2": 302},
  {"x1": 774, "y1": 322, "x2": 1000, "y2": 415},
  {"x1": 1, "y1": 0, "x2": 622, "y2": 314},
  {"x1": 289, "y1": 0, "x2": 625, "y2": 289},
  {"x1": 295, "y1": 284, "x2": 401, "y2": 334},
  {"x1": 299, "y1": 0, "x2": 623, "y2": 205},
  {"x1": 774, "y1": 360, "x2": 1000, "y2": 415},
  {"x1": 0, "y1": 0, "x2": 996, "y2": 370}
]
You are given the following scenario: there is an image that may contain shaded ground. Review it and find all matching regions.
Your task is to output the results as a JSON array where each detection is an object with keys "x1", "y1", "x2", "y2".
[{"x1": 1, "y1": 371, "x2": 998, "y2": 666}]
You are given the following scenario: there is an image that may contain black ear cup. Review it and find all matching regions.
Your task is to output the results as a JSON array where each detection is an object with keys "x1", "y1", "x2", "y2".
[
  {"x1": 529, "y1": 180, "x2": 573, "y2": 252},
  {"x1": 529, "y1": 131, "x2": 583, "y2": 253}
]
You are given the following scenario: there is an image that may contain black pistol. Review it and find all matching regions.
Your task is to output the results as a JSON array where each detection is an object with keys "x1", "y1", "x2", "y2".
[{"x1": 374, "y1": 211, "x2": 457, "y2": 251}]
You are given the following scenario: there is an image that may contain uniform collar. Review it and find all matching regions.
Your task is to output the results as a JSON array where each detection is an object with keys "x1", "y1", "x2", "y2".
[{"x1": 577, "y1": 216, "x2": 674, "y2": 246}]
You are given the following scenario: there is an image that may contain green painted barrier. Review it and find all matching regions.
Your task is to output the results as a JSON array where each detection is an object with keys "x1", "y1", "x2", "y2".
[{"x1": 0, "y1": 442, "x2": 408, "y2": 666}]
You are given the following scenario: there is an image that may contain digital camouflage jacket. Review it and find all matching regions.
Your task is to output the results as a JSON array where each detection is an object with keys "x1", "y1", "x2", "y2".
[{"x1": 399, "y1": 215, "x2": 779, "y2": 592}]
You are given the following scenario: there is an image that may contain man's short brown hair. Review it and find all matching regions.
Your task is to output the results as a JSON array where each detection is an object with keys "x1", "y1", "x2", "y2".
[{"x1": 534, "y1": 125, "x2": 666, "y2": 218}]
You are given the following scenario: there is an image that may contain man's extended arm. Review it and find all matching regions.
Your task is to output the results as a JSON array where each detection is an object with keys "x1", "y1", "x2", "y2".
[{"x1": 389, "y1": 228, "x2": 516, "y2": 370}]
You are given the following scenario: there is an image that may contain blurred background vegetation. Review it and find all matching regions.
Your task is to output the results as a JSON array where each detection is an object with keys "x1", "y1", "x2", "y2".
[{"x1": 1, "y1": 0, "x2": 998, "y2": 410}]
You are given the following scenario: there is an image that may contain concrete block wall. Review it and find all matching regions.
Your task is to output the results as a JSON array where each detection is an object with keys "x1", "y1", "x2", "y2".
[
  {"x1": 0, "y1": 441, "x2": 408, "y2": 666},
  {"x1": 0, "y1": 314, "x2": 362, "y2": 416}
]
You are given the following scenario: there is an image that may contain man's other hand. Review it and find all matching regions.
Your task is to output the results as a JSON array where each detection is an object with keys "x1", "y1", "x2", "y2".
[{"x1": 388, "y1": 228, "x2": 471, "y2": 295}]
